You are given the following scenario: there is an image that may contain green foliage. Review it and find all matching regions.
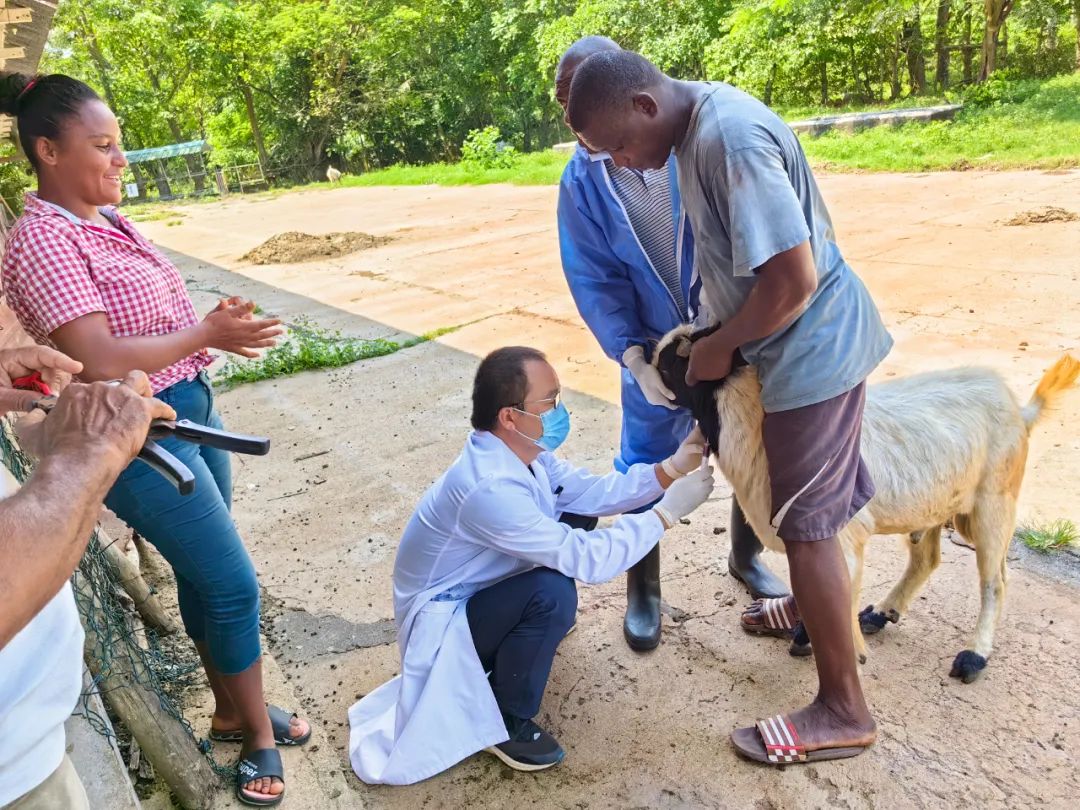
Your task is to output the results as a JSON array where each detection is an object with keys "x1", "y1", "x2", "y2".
[
  {"x1": 34, "y1": 0, "x2": 1080, "y2": 186},
  {"x1": 461, "y1": 127, "x2": 518, "y2": 169},
  {"x1": 1009, "y1": 0, "x2": 1079, "y2": 78},
  {"x1": 0, "y1": 156, "x2": 33, "y2": 214},
  {"x1": 959, "y1": 75, "x2": 1044, "y2": 107},
  {"x1": 214, "y1": 317, "x2": 464, "y2": 389},
  {"x1": 1016, "y1": 519, "x2": 1079, "y2": 552}
]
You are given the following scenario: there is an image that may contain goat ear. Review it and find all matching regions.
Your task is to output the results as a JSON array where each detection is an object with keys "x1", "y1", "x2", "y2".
[{"x1": 676, "y1": 337, "x2": 692, "y2": 358}]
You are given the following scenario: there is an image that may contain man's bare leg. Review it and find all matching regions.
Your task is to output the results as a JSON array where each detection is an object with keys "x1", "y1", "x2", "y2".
[{"x1": 732, "y1": 537, "x2": 875, "y2": 753}]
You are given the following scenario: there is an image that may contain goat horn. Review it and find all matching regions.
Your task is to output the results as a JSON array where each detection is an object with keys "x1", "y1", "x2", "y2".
[{"x1": 676, "y1": 339, "x2": 692, "y2": 358}]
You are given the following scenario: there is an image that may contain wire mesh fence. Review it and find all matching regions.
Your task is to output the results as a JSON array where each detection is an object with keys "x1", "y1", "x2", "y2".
[{"x1": 0, "y1": 417, "x2": 235, "y2": 780}]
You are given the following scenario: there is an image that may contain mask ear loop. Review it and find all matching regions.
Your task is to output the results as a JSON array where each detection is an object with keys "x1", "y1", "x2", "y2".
[{"x1": 509, "y1": 407, "x2": 543, "y2": 447}]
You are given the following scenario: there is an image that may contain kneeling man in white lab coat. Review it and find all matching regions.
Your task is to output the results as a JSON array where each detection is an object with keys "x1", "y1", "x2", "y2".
[{"x1": 348, "y1": 346, "x2": 714, "y2": 784}]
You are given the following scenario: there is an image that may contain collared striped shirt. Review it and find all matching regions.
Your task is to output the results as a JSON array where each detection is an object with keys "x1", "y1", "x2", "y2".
[{"x1": 604, "y1": 159, "x2": 685, "y2": 315}]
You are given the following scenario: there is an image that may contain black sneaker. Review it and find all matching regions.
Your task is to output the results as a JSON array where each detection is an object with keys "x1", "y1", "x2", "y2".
[{"x1": 484, "y1": 716, "x2": 565, "y2": 772}]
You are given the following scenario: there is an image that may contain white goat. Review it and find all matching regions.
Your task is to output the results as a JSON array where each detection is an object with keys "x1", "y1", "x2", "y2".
[
  {"x1": 653, "y1": 324, "x2": 1078, "y2": 682},
  {"x1": 326, "y1": 165, "x2": 342, "y2": 183}
]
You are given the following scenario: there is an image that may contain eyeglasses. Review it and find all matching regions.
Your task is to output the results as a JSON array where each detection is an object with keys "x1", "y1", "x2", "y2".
[{"x1": 516, "y1": 391, "x2": 561, "y2": 414}]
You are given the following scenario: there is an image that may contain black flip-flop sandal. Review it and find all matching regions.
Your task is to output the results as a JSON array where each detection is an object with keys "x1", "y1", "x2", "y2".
[
  {"x1": 211, "y1": 704, "x2": 312, "y2": 746},
  {"x1": 237, "y1": 748, "x2": 285, "y2": 807}
]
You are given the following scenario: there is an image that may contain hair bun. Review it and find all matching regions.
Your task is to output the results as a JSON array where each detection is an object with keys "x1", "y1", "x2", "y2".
[{"x1": 0, "y1": 71, "x2": 34, "y2": 117}]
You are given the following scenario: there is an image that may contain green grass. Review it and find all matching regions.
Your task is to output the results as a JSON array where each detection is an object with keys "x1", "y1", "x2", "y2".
[
  {"x1": 797, "y1": 74, "x2": 1080, "y2": 172},
  {"x1": 125, "y1": 206, "x2": 188, "y2": 222},
  {"x1": 213, "y1": 317, "x2": 465, "y2": 389},
  {"x1": 296, "y1": 149, "x2": 572, "y2": 190},
  {"x1": 1015, "y1": 519, "x2": 1079, "y2": 552}
]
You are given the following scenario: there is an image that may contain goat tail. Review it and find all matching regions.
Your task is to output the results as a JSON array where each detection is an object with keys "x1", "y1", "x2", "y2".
[{"x1": 1021, "y1": 354, "x2": 1080, "y2": 429}]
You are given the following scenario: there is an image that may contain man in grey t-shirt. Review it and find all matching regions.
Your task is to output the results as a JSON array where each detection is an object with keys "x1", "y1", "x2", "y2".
[
  {"x1": 567, "y1": 51, "x2": 891, "y2": 765},
  {"x1": 554, "y1": 36, "x2": 789, "y2": 653}
]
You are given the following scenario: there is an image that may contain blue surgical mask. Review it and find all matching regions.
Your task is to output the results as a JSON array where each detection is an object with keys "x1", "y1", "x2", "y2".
[{"x1": 514, "y1": 402, "x2": 571, "y2": 452}]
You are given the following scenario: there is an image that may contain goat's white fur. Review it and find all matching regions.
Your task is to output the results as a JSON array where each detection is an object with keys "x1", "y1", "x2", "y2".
[{"x1": 655, "y1": 325, "x2": 1075, "y2": 673}]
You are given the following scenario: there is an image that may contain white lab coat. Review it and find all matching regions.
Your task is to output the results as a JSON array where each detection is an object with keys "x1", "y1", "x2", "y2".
[{"x1": 348, "y1": 430, "x2": 666, "y2": 785}]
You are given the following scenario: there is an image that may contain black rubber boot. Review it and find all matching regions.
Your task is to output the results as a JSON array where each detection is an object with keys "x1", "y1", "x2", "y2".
[
  {"x1": 727, "y1": 497, "x2": 790, "y2": 600},
  {"x1": 624, "y1": 542, "x2": 661, "y2": 651}
]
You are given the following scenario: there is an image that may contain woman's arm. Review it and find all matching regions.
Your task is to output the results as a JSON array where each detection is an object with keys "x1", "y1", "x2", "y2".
[
  {"x1": 50, "y1": 300, "x2": 282, "y2": 382},
  {"x1": 52, "y1": 312, "x2": 210, "y2": 381}
]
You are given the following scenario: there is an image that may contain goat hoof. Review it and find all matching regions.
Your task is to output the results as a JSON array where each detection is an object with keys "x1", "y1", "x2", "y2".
[
  {"x1": 858, "y1": 605, "x2": 897, "y2": 635},
  {"x1": 949, "y1": 650, "x2": 988, "y2": 683},
  {"x1": 788, "y1": 621, "x2": 813, "y2": 657}
]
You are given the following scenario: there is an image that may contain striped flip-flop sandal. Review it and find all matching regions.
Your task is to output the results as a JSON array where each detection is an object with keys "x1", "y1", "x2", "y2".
[
  {"x1": 740, "y1": 596, "x2": 799, "y2": 638},
  {"x1": 731, "y1": 714, "x2": 870, "y2": 765}
]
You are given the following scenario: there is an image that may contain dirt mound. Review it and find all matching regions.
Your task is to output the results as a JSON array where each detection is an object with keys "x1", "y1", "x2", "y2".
[
  {"x1": 242, "y1": 231, "x2": 391, "y2": 264},
  {"x1": 1003, "y1": 206, "x2": 1079, "y2": 226}
]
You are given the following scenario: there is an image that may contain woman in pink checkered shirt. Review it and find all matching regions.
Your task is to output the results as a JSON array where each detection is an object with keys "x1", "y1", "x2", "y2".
[{"x1": 0, "y1": 72, "x2": 307, "y2": 806}]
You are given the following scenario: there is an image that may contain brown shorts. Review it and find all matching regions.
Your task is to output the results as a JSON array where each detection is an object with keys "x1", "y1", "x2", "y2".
[{"x1": 761, "y1": 382, "x2": 875, "y2": 543}]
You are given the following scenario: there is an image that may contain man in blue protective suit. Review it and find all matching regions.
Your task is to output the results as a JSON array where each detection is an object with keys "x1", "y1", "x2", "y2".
[{"x1": 554, "y1": 36, "x2": 788, "y2": 652}]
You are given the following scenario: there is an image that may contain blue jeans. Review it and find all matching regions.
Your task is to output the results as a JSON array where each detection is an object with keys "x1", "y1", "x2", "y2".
[
  {"x1": 104, "y1": 372, "x2": 261, "y2": 675},
  {"x1": 466, "y1": 568, "x2": 577, "y2": 720}
]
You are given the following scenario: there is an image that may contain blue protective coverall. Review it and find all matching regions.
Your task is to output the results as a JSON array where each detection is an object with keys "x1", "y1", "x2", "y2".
[{"x1": 557, "y1": 146, "x2": 696, "y2": 471}]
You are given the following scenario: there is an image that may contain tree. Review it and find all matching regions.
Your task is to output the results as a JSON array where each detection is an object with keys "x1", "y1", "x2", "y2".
[
  {"x1": 34, "y1": 0, "x2": 1077, "y2": 182},
  {"x1": 904, "y1": 7, "x2": 928, "y2": 93},
  {"x1": 46, "y1": 0, "x2": 209, "y2": 191},
  {"x1": 962, "y1": 1, "x2": 977, "y2": 82},
  {"x1": 1075, "y1": 0, "x2": 1080, "y2": 68},
  {"x1": 935, "y1": 0, "x2": 952, "y2": 88},
  {"x1": 201, "y1": 1, "x2": 279, "y2": 171},
  {"x1": 980, "y1": 0, "x2": 1015, "y2": 80}
]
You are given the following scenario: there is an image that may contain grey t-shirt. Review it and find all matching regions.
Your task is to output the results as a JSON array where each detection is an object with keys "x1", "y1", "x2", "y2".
[{"x1": 676, "y1": 82, "x2": 892, "y2": 412}]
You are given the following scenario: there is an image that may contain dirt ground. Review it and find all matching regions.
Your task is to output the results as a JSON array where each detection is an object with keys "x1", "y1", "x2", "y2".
[
  {"x1": 241, "y1": 231, "x2": 392, "y2": 265},
  {"x1": 1002, "y1": 206, "x2": 1079, "y2": 226},
  {"x1": 138, "y1": 169, "x2": 1080, "y2": 809}
]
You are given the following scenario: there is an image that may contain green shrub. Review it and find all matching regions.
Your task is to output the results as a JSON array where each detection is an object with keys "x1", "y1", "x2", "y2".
[
  {"x1": 959, "y1": 74, "x2": 1042, "y2": 108},
  {"x1": 461, "y1": 126, "x2": 518, "y2": 169}
]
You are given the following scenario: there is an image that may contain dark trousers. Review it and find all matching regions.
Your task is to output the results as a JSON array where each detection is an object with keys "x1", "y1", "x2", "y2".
[{"x1": 466, "y1": 568, "x2": 578, "y2": 720}]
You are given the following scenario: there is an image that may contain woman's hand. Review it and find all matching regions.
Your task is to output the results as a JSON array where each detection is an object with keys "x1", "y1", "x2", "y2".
[
  {"x1": 202, "y1": 299, "x2": 283, "y2": 358},
  {"x1": 209, "y1": 296, "x2": 254, "y2": 320}
]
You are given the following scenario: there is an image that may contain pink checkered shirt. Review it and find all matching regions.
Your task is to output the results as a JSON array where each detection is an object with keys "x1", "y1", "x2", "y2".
[{"x1": 1, "y1": 193, "x2": 213, "y2": 393}]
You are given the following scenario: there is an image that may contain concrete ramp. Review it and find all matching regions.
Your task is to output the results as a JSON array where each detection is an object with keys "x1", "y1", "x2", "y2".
[
  {"x1": 67, "y1": 671, "x2": 142, "y2": 810},
  {"x1": 789, "y1": 103, "x2": 963, "y2": 135}
]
